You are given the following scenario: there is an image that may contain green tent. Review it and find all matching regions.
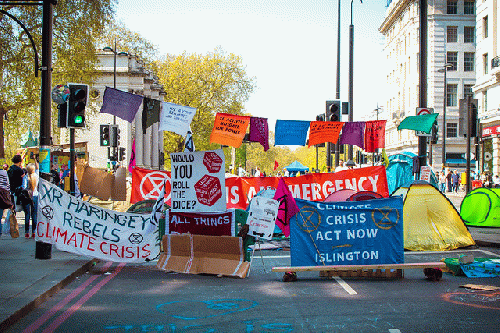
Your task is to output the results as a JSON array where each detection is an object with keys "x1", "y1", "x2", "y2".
[{"x1": 460, "y1": 188, "x2": 500, "y2": 227}]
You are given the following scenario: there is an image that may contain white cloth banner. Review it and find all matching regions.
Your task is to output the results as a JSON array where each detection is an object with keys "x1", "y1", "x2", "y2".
[
  {"x1": 170, "y1": 149, "x2": 226, "y2": 213},
  {"x1": 35, "y1": 179, "x2": 163, "y2": 263},
  {"x1": 247, "y1": 196, "x2": 279, "y2": 240},
  {"x1": 159, "y1": 102, "x2": 196, "y2": 136}
]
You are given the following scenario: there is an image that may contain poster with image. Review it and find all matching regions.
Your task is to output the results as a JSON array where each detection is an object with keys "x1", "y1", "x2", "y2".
[{"x1": 170, "y1": 149, "x2": 226, "y2": 212}]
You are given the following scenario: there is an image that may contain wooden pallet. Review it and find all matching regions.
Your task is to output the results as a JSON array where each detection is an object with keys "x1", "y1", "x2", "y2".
[
  {"x1": 318, "y1": 268, "x2": 403, "y2": 279},
  {"x1": 273, "y1": 262, "x2": 446, "y2": 280}
]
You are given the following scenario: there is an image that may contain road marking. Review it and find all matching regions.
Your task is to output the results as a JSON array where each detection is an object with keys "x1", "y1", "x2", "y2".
[
  {"x1": 41, "y1": 262, "x2": 126, "y2": 333},
  {"x1": 389, "y1": 329, "x2": 401, "y2": 333},
  {"x1": 261, "y1": 255, "x2": 290, "y2": 259},
  {"x1": 22, "y1": 261, "x2": 114, "y2": 333},
  {"x1": 332, "y1": 276, "x2": 357, "y2": 295}
]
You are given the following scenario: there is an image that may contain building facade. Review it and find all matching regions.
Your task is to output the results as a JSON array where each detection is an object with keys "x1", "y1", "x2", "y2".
[
  {"x1": 59, "y1": 52, "x2": 165, "y2": 170},
  {"x1": 379, "y1": 0, "x2": 475, "y2": 169},
  {"x1": 473, "y1": 0, "x2": 500, "y2": 176}
]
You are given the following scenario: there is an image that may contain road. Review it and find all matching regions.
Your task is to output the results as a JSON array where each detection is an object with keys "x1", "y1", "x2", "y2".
[{"x1": 6, "y1": 247, "x2": 500, "y2": 333}]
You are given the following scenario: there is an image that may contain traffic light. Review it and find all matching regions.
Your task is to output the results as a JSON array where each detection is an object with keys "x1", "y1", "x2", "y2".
[
  {"x1": 118, "y1": 147, "x2": 126, "y2": 161},
  {"x1": 100, "y1": 125, "x2": 110, "y2": 146},
  {"x1": 110, "y1": 125, "x2": 120, "y2": 147},
  {"x1": 431, "y1": 121, "x2": 439, "y2": 144},
  {"x1": 316, "y1": 114, "x2": 325, "y2": 121},
  {"x1": 67, "y1": 84, "x2": 88, "y2": 127},
  {"x1": 470, "y1": 99, "x2": 478, "y2": 137},
  {"x1": 57, "y1": 103, "x2": 68, "y2": 128},
  {"x1": 326, "y1": 100, "x2": 341, "y2": 121}
]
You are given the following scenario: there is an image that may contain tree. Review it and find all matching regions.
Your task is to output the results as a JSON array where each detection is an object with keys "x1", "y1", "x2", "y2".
[
  {"x1": 0, "y1": 0, "x2": 115, "y2": 158},
  {"x1": 153, "y1": 48, "x2": 256, "y2": 168}
]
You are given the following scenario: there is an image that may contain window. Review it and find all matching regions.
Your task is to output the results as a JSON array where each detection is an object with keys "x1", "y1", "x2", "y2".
[
  {"x1": 447, "y1": 84, "x2": 458, "y2": 107},
  {"x1": 464, "y1": 26, "x2": 475, "y2": 43},
  {"x1": 464, "y1": 52, "x2": 475, "y2": 71},
  {"x1": 483, "y1": 16, "x2": 488, "y2": 38},
  {"x1": 464, "y1": 84, "x2": 474, "y2": 98},
  {"x1": 464, "y1": 0, "x2": 475, "y2": 15},
  {"x1": 483, "y1": 53, "x2": 489, "y2": 74},
  {"x1": 447, "y1": 0, "x2": 458, "y2": 14},
  {"x1": 447, "y1": 52, "x2": 458, "y2": 70},
  {"x1": 446, "y1": 123, "x2": 458, "y2": 138},
  {"x1": 447, "y1": 26, "x2": 458, "y2": 42}
]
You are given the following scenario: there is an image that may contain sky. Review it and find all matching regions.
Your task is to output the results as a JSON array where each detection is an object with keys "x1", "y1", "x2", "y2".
[{"x1": 115, "y1": 0, "x2": 388, "y2": 133}]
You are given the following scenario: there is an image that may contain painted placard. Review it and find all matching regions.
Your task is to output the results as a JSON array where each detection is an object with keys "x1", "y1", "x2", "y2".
[
  {"x1": 247, "y1": 196, "x2": 279, "y2": 240},
  {"x1": 170, "y1": 149, "x2": 226, "y2": 212}
]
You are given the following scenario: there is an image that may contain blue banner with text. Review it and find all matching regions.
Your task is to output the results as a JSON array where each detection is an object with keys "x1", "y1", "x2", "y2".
[{"x1": 290, "y1": 197, "x2": 404, "y2": 267}]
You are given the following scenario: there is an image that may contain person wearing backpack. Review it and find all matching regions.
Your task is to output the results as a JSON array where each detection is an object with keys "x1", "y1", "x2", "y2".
[{"x1": 6, "y1": 155, "x2": 30, "y2": 238}]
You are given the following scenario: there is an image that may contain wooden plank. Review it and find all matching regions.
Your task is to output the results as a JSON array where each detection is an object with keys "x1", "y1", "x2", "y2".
[{"x1": 272, "y1": 262, "x2": 446, "y2": 273}]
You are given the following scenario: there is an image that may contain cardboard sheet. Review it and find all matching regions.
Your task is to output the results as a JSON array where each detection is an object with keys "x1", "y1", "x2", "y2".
[{"x1": 157, "y1": 234, "x2": 250, "y2": 278}]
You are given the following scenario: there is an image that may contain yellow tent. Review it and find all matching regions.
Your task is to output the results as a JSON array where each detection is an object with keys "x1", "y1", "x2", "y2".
[{"x1": 399, "y1": 182, "x2": 475, "y2": 251}]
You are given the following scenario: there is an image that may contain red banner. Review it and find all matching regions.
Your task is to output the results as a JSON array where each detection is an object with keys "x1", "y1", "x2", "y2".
[
  {"x1": 364, "y1": 120, "x2": 386, "y2": 152},
  {"x1": 131, "y1": 167, "x2": 171, "y2": 205},
  {"x1": 166, "y1": 210, "x2": 235, "y2": 236},
  {"x1": 226, "y1": 166, "x2": 389, "y2": 209},
  {"x1": 132, "y1": 166, "x2": 389, "y2": 211}
]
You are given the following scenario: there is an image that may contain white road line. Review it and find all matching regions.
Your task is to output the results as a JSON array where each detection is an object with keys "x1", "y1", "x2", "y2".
[
  {"x1": 388, "y1": 329, "x2": 401, "y2": 333},
  {"x1": 333, "y1": 276, "x2": 357, "y2": 295},
  {"x1": 261, "y1": 255, "x2": 290, "y2": 259}
]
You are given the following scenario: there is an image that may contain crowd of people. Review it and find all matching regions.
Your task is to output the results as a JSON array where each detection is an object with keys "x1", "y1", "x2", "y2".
[
  {"x1": 438, "y1": 167, "x2": 500, "y2": 193},
  {"x1": 0, "y1": 155, "x2": 39, "y2": 238}
]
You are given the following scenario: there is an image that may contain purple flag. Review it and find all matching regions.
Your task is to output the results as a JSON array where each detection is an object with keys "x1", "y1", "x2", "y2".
[
  {"x1": 100, "y1": 87, "x2": 143, "y2": 123},
  {"x1": 249, "y1": 117, "x2": 269, "y2": 151},
  {"x1": 339, "y1": 121, "x2": 366, "y2": 148}
]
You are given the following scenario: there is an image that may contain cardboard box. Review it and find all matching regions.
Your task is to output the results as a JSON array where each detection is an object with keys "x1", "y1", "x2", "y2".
[{"x1": 157, "y1": 234, "x2": 250, "y2": 278}]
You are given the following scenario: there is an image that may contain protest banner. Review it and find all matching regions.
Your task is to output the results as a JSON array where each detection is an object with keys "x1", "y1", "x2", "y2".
[
  {"x1": 131, "y1": 167, "x2": 171, "y2": 205},
  {"x1": 225, "y1": 166, "x2": 389, "y2": 209},
  {"x1": 166, "y1": 209, "x2": 235, "y2": 236},
  {"x1": 274, "y1": 120, "x2": 310, "y2": 146},
  {"x1": 158, "y1": 102, "x2": 197, "y2": 136},
  {"x1": 170, "y1": 149, "x2": 226, "y2": 212},
  {"x1": 247, "y1": 197, "x2": 279, "y2": 240},
  {"x1": 36, "y1": 179, "x2": 162, "y2": 263},
  {"x1": 131, "y1": 165, "x2": 389, "y2": 210},
  {"x1": 364, "y1": 120, "x2": 387, "y2": 152},
  {"x1": 290, "y1": 196, "x2": 404, "y2": 267},
  {"x1": 308, "y1": 121, "x2": 344, "y2": 147},
  {"x1": 209, "y1": 113, "x2": 250, "y2": 148}
]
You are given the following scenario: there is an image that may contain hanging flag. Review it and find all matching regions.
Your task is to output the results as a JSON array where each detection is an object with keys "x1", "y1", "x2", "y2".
[
  {"x1": 308, "y1": 121, "x2": 344, "y2": 147},
  {"x1": 128, "y1": 138, "x2": 136, "y2": 173},
  {"x1": 397, "y1": 113, "x2": 439, "y2": 133},
  {"x1": 382, "y1": 148, "x2": 390, "y2": 168},
  {"x1": 158, "y1": 102, "x2": 197, "y2": 136},
  {"x1": 100, "y1": 87, "x2": 143, "y2": 123},
  {"x1": 184, "y1": 129, "x2": 195, "y2": 152},
  {"x1": 274, "y1": 120, "x2": 310, "y2": 146},
  {"x1": 142, "y1": 97, "x2": 162, "y2": 133},
  {"x1": 273, "y1": 177, "x2": 300, "y2": 237},
  {"x1": 209, "y1": 112, "x2": 250, "y2": 148},
  {"x1": 364, "y1": 120, "x2": 387, "y2": 153},
  {"x1": 249, "y1": 117, "x2": 269, "y2": 151},
  {"x1": 274, "y1": 160, "x2": 279, "y2": 171},
  {"x1": 339, "y1": 121, "x2": 366, "y2": 148}
]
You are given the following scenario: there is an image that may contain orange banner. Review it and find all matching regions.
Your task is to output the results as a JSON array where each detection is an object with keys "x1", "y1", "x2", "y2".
[
  {"x1": 308, "y1": 121, "x2": 344, "y2": 147},
  {"x1": 209, "y1": 112, "x2": 250, "y2": 148}
]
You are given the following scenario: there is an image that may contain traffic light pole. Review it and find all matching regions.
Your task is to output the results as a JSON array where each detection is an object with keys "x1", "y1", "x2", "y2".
[
  {"x1": 36, "y1": 0, "x2": 56, "y2": 260},
  {"x1": 418, "y1": 0, "x2": 428, "y2": 172},
  {"x1": 70, "y1": 128, "x2": 75, "y2": 196}
]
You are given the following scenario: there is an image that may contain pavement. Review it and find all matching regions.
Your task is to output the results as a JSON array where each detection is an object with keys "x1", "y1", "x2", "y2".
[{"x1": 1, "y1": 192, "x2": 499, "y2": 331}]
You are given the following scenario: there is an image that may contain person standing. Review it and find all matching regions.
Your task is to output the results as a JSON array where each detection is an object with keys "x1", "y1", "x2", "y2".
[
  {"x1": 0, "y1": 168, "x2": 12, "y2": 237},
  {"x1": 446, "y1": 169, "x2": 453, "y2": 192},
  {"x1": 23, "y1": 163, "x2": 38, "y2": 238},
  {"x1": 5, "y1": 155, "x2": 29, "y2": 235},
  {"x1": 254, "y1": 167, "x2": 261, "y2": 177},
  {"x1": 452, "y1": 170, "x2": 460, "y2": 193},
  {"x1": 438, "y1": 171, "x2": 446, "y2": 193}
]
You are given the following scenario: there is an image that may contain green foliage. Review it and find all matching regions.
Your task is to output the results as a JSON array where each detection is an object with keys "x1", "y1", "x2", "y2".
[
  {"x1": 0, "y1": 0, "x2": 116, "y2": 157},
  {"x1": 154, "y1": 48, "x2": 256, "y2": 168}
]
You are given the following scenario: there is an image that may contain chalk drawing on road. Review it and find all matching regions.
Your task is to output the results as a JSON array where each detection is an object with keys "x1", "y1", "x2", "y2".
[
  {"x1": 156, "y1": 299, "x2": 258, "y2": 320},
  {"x1": 442, "y1": 290, "x2": 500, "y2": 310}
]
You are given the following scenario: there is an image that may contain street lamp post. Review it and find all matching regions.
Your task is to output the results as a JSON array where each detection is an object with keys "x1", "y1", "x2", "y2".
[
  {"x1": 348, "y1": 0, "x2": 362, "y2": 161},
  {"x1": 103, "y1": 40, "x2": 128, "y2": 164},
  {"x1": 440, "y1": 63, "x2": 454, "y2": 166}
]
